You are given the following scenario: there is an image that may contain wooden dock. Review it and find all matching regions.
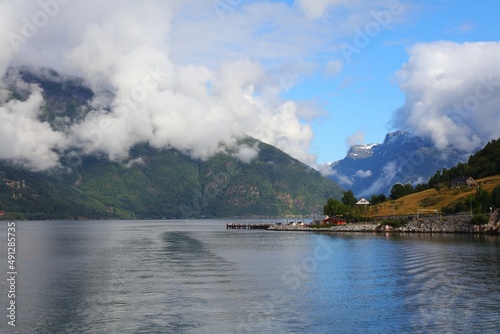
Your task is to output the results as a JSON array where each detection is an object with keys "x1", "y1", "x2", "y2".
[{"x1": 226, "y1": 223, "x2": 273, "y2": 230}]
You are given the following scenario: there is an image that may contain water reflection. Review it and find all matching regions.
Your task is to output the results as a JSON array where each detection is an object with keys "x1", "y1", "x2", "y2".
[
  {"x1": 16, "y1": 221, "x2": 115, "y2": 333},
  {"x1": 0, "y1": 221, "x2": 497, "y2": 334},
  {"x1": 394, "y1": 234, "x2": 500, "y2": 333}
]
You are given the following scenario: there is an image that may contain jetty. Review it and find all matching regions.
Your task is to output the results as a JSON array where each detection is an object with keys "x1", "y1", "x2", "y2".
[{"x1": 226, "y1": 223, "x2": 273, "y2": 230}]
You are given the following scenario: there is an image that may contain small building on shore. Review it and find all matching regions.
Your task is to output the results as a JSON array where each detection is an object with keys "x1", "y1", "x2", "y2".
[
  {"x1": 326, "y1": 217, "x2": 346, "y2": 225},
  {"x1": 312, "y1": 215, "x2": 346, "y2": 225},
  {"x1": 312, "y1": 215, "x2": 329, "y2": 225}
]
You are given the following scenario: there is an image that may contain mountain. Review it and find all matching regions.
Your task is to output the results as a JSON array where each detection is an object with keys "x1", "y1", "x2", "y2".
[
  {"x1": 0, "y1": 140, "x2": 343, "y2": 220},
  {"x1": 366, "y1": 136, "x2": 500, "y2": 216},
  {"x1": 328, "y1": 131, "x2": 468, "y2": 197},
  {"x1": 0, "y1": 67, "x2": 343, "y2": 219}
]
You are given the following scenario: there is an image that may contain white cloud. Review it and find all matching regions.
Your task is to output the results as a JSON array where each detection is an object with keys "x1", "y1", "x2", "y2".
[
  {"x1": 346, "y1": 129, "x2": 366, "y2": 147},
  {"x1": 393, "y1": 41, "x2": 500, "y2": 153},
  {"x1": 232, "y1": 143, "x2": 260, "y2": 164},
  {"x1": 354, "y1": 169, "x2": 372, "y2": 178},
  {"x1": 325, "y1": 59, "x2": 344, "y2": 77},
  {"x1": 358, "y1": 161, "x2": 397, "y2": 197},
  {"x1": 317, "y1": 163, "x2": 335, "y2": 177},
  {"x1": 0, "y1": 2, "x2": 18, "y2": 76},
  {"x1": 328, "y1": 169, "x2": 353, "y2": 186},
  {"x1": 0, "y1": 84, "x2": 66, "y2": 170},
  {"x1": 0, "y1": 1, "x2": 321, "y2": 169},
  {"x1": 0, "y1": 0, "x2": 413, "y2": 170},
  {"x1": 297, "y1": 0, "x2": 350, "y2": 19},
  {"x1": 125, "y1": 158, "x2": 145, "y2": 169}
]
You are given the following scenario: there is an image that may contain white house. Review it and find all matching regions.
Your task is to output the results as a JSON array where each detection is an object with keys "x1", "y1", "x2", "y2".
[{"x1": 356, "y1": 198, "x2": 370, "y2": 206}]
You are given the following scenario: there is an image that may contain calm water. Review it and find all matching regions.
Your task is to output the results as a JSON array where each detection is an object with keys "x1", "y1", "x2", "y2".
[{"x1": 1, "y1": 220, "x2": 499, "y2": 333}]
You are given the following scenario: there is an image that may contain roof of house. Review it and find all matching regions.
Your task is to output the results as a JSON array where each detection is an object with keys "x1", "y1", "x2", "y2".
[
  {"x1": 451, "y1": 176, "x2": 474, "y2": 182},
  {"x1": 326, "y1": 217, "x2": 345, "y2": 222},
  {"x1": 356, "y1": 198, "x2": 370, "y2": 205}
]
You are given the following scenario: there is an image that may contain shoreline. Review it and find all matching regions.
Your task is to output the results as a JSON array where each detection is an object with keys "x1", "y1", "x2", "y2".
[{"x1": 268, "y1": 215, "x2": 500, "y2": 235}]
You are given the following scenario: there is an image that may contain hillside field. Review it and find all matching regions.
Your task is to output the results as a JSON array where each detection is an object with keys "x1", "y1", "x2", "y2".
[{"x1": 367, "y1": 175, "x2": 500, "y2": 217}]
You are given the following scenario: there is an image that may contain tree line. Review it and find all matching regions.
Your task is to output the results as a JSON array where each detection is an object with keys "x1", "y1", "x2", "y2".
[
  {"x1": 323, "y1": 190, "x2": 369, "y2": 221},
  {"x1": 324, "y1": 138, "x2": 500, "y2": 215}
]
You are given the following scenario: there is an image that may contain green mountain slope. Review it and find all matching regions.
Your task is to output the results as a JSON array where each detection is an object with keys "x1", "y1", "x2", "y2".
[{"x1": 0, "y1": 141, "x2": 343, "y2": 219}]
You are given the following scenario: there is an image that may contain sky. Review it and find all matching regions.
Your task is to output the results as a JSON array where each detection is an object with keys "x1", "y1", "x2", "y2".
[{"x1": 0, "y1": 0, "x2": 499, "y2": 171}]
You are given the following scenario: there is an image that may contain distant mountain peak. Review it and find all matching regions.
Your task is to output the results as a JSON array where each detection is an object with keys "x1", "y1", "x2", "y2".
[
  {"x1": 383, "y1": 130, "x2": 409, "y2": 145},
  {"x1": 328, "y1": 131, "x2": 468, "y2": 197}
]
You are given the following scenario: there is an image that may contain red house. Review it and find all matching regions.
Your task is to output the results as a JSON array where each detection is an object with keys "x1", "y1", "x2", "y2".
[
  {"x1": 0, "y1": 210, "x2": 4, "y2": 217},
  {"x1": 325, "y1": 217, "x2": 346, "y2": 225}
]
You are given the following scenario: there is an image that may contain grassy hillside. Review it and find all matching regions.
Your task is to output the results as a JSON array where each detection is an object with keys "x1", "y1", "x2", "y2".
[{"x1": 368, "y1": 175, "x2": 500, "y2": 217}]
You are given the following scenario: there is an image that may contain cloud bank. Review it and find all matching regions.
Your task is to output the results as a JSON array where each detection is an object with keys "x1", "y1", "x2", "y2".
[
  {"x1": 393, "y1": 41, "x2": 500, "y2": 153},
  {"x1": 0, "y1": 0, "x2": 413, "y2": 171},
  {"x1": 1, "y1": 1, "x2": 497, "y2": 174},
  {"x1": 0, "y1": 0, "x2": 322, "y2": 170}
]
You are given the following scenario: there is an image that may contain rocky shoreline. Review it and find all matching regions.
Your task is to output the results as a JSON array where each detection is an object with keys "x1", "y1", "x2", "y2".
[{"x1": 268, "y1": 212, "x2": 500, "y2": 235}]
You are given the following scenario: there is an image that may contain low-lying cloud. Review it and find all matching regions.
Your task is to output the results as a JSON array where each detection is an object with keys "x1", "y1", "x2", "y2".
[
  {"x1": 354, "y1": 169, "x2": 372, "y2": 178},
  {"x1": 0, "y1": 83, "x2": 66, "y2": 171}
]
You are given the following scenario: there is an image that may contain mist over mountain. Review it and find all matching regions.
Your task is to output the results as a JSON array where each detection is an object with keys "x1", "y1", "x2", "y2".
[
  {"x1": 1, "y1": 2, "x2": 499, "y2": 174},
  {"x1": 0, "y1": 1, "x2": 323, "y2": 170},
  {"x1": 328, "y1": 131, "x2": 469, "y2": 198},
  {"x1": 0, "y1": 67, "x2": 343, "y2": 219}
]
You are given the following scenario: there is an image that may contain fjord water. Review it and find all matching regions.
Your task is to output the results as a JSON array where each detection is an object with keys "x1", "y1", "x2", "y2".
[{"x1": 1, "y1": 220, "x2": 499, "y2": 333}]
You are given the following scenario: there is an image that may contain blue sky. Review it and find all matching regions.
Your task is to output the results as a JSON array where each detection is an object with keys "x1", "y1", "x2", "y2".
[
  {"x1": 280, "y1": 0, "x2": 500, "y2": 162},
  {"x1": 1, "y1": 0, "x2": 499, "y2": 171}
]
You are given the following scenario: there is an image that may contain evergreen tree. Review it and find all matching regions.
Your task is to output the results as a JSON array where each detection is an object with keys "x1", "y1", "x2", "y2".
[
  {"x1": 370, "y1": 194, "x2": 386, "y2": 205},
  {"x1": 341, "y1": 190, "x2": 357, "y2": 207},
  {"x1": 390, "y1": 183, "x2": 414, "y2": 200},
  {"x1": 492, "y1": 185, "x2": 500, "y2": 209},
  {"x1": 323, "y1": 198, "x2": 349, "y2": 217},
  {"x1": 427, "y1": 138, "x2": 500, "y2": 187},
  {"x1": 473, "y1": 187, "x2": 491, "y2": 214}
]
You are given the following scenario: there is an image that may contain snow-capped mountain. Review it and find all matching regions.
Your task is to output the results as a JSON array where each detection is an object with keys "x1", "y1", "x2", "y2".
[{"x1": 328, "y1": 131, "x2": 469, "y2": 197}]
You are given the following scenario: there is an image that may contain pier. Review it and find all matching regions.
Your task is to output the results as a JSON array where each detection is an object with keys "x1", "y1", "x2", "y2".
[{"x1": 226, "y1": 223, "x2": 273, "y2": 230}]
